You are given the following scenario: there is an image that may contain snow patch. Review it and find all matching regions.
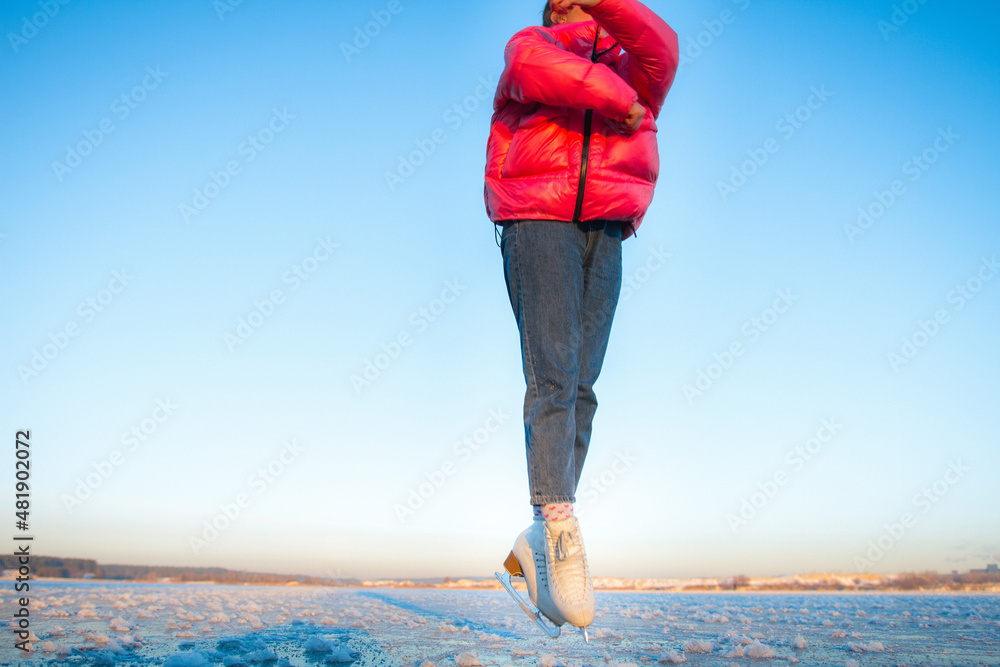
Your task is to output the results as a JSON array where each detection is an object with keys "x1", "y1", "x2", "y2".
[
  {"x1": 682, "y1": 639, "x2": 714, "y2": 653},
  {"x1": 848, "y1": 641, "x2": 885, "y2": 653},
  {"x1": 746, "y1": 640, "x2": 775, "y2": 659},
  {"x1": 109, "y1": 616, "x2": 133, "y2": 632},
  {"x1": 164, "y1": 652, "x2": 210, "y2": 667},
  {"x1": 660, "y1": 649, "x2": 687, "y2": 663},
  {"x1": 92, "y1": 650, "x2": 117, "y2": 666},
  {"x1": 245, "y1": 647, "x2": 278, "y2": 662}
]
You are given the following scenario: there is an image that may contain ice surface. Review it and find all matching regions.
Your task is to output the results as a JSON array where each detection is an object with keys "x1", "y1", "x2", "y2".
[{"x1": 0, "y1": 581, "x2": 998, "y2": 666}]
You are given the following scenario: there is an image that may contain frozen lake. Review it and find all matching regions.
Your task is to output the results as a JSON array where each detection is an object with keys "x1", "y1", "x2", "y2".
[{"x1": 3, "y1": 580, "x2": 998, "y2": 666}]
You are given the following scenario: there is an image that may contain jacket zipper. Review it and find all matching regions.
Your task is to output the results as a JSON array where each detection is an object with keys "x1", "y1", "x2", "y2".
[
  {"x1": 572, "y1": 108, "x2": 593, "y2": 224},
  {"x1": 573, "y1": 28, "x2": 616, "y2": 224}
]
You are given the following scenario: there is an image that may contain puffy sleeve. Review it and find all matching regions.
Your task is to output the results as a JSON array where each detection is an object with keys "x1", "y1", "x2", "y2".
[
  {"x1": 587, "y1": 0, "x2": 679, "y2": 119},
  {"x1": 494, "y1": 25, "x2": 639, "y2": 122}
]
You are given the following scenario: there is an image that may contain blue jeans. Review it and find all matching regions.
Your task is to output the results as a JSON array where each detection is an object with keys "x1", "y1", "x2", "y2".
[{"x1": 500, "y1": 220, "x2": 623, "y2": 506}]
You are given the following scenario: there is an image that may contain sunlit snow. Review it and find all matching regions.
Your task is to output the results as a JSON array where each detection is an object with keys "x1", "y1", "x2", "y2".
[{"x1": 2, "y1": 581, "x2": 998, "y2": 665}]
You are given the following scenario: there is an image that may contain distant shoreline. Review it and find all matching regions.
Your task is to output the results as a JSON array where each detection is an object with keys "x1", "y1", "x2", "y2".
[
  {"x1": 4, "y1": 555, "x2": 997, "y2": 593},
  {"x1": 12, "y1": 574, "x2": 1000, "y2": 595}
]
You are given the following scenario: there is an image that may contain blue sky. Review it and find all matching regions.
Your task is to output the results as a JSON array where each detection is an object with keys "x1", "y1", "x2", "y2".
[{"x1": 2, "y1": 0, "x2": 998, "y2": 580}]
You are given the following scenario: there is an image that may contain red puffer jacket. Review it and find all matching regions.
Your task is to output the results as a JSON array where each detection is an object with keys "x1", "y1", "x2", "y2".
[{"x1": 484, "y1": 0, "x2": 678, "y2": 238}]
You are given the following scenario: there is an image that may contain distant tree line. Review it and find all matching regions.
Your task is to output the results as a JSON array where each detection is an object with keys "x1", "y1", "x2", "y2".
[
  {"x1": 722, "y1": 570, "x2": 1000, "y2": 592},
  {"x1": 0, "y1": 555, "x2": 355, "y2": 586},
  {"x1": 4, "y1": 556, "x2": 997, "y2": 590},
  {"x1": 1, "y1": 555, "x2": 100, "y2": 579},
  {"x1": 891, "y1": 570, "x2": 1000, "y2": 590}
]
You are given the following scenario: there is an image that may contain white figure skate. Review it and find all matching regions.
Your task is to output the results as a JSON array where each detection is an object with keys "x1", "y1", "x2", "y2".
[
  {"x1": 544, "y1": 516, "x2": 595, "y2": 634},
  {"x1": 495, "y1": 519, "x2": 590, "y2": 642}
]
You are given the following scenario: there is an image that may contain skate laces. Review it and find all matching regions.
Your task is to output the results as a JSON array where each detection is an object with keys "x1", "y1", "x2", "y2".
[
  {"x1": 554, "y1": 528, "x2": 580, "y2": 562},
  {"x1": 527, "y1": 522, "x2": 550, "y2": 586},
  {"x1": 534, "y1": 551, "x2": 548, "y2": 585},
  {"x1": 549, "y1": 522, "x2": 592, "y2": 604}
]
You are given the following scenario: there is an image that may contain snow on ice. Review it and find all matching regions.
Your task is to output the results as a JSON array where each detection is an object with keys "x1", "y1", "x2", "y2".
[{"x1": 0, "y1": 581, "x2": 997, "y2": 665}]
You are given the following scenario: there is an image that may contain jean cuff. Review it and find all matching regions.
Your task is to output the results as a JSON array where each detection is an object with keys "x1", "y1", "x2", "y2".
[{"x1": 530, "y1": 495, "x2": 576, "y2": 506}]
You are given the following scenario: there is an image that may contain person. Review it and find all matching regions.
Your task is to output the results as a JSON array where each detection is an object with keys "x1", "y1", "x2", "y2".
[{"x1": 484, "y1": 0, "x2": 679, "y2": 633}]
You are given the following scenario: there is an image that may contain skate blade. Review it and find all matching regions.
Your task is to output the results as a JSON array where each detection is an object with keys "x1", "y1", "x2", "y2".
[{"x1": 494, "y1": 569, "x2": 560, "y2": 639}]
